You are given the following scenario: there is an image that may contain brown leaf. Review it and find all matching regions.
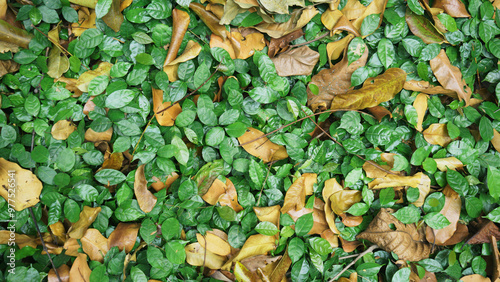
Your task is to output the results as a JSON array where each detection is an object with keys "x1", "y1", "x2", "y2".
[
  {"x1": 254, "y1": 6, "x2": 318, "y2": 38},
  {"x1": 63, "y1": 238, "x2": 80, "y2": 256},
  {"x1": 0, "y1": 230, "x2": 39, "y2": 248},
  {"x1": 425, "y1": 186, "x2": 461, "y2": 245},
  {"x1": 340, "y1": 237, "x2": 361, "y2": 252},
  {"x1": 164, "y1": 40, "x2": 202, "y2": 82},
  {"x1": 403, "y1": 80, "x2": 458, "y2": 98},
  {"x1": 108, "y1": 223, "x2": 139, "y2": 253},
  {"x1": 49, "y1": 221, "x2": 66, "y2": 245},
  {"x1": 430, "y1": 49, "x2": 472, "y2": 106},
  {"x1": 321, "y1": 229, "x2": 339, "y2": 248},
  {"x1": 240, "y1": 255, "x2": 281, "y2": 273},
  {"x1": 321, "y1": 9, "x2": 343, "y2": 30},
  {"x1": 281, "y1": 173, "x2": 317, "y2": 213},
  {"x1": 71, "y1": 8, "x2": 96, "y2": 37},
  {"x1": 68, "y1": 206, "x2": 101, "y2": 239},
  {"x1": 101, "y1": 152, "x2": 123, "y2": 171},
  {"x1": 47, "y1": 25, "x2": 69, "y2": 79},
  {"x1": 368, "y1": 172, "x2": 430, "y2": 207},
  {"x1": 210, "y1": 33, "x2": 236, "y2": 59},
  {"x1": 491, "y1": 129, "x2": 500, "y2": 153},
  {"x1": 151, "y1": 172, "x2": 179, "y2": 192},
  {"x1": 326, "y1": 34, "x2": 354, "y2": 67},
  {"x1": 466, "y1": 219, "x2": 500, "y2": 245},
  {"x1": 0, "y1": 0, "x2": 6, "y2": 20},
  {"x1": 330, "y1": 68, "x2": 406, "y2": 110},
  {"x1": 423, "y1": 123, "x2": 453, "y2": 147},
  {"x1": 152, "y1": 88, "x2": 182, "y2": 126},
  {"x1": 190, "y1": 3, "x2": 228, "y2": 39},
  {"x1": 102, "y1": 0, "x2": 123, "y2": 32},
  {"x1": 271, "y1": 46, "x2": 319, "y2": 77},
  {"x1": 330, "y1": 188, "x2": 362, "y2": 216},
  {"x1": 357, "y1": 208, "x2": 432, "y2": 261},
  {"x1": 185, "y1": 242, "x2": 227, "y2": 269},
  {"x1": 434, "y1": 157, "x2": 464, "y2": 171},
  {"x1": 0, "y1": 19, "x2": 32, "y2": 51},
  {"x1": 0, "y1": 158, "x2": 43, "y2": 211},
  {"x1": 254, "y1": 205, "x2": 281, "y2": 230},
  {"x1": 58, "y1": 76, "x2": 83, "y2": 97},
  {"x1": 414, "y1": 93, "x2": 428, "y2": 132},
  {"x1": 288, "y1": 197, "x2": 329, "y2": 235},
  {"x1": 51, "y1": 120, "x2": 77, "y2": 140},
  {"x1": 342, "y1": 0, "x2": 367, "y2": 20},
  {"x1": 0, "y1": 60, "x2": 19, "y2": 77},
  {"x1": 432, "y1": 0, "x2": 470, "y2": 18},
  {"x1": 238, "y1": 127, "x2": 288, "y2": 163},
  {"x1": 332, "y1": 14, "x2": 361, "y2": 37},
  {"x1": 307, "y1": 43, "x2": 368, "y2": 111},
  {"x1": 48, "y1": 264, "x2": 70, "y2": 282},
  {"x1": 492, "y1": 236, "x2": 500, "y2": 281},
  {"x1": 459, "y1": 275, "x2": 491, "y2": 282},
  {"x1": 367, "y1": 105, "x2": 392, "y2": 121},
  {"x1": 134, "y1": 164, "x2": 157, "y2": 213},
  {"x1": 85, "y1": 127, "x2": 113, "y2": 142},
  {"x1": 228, "y1": 31, "x2": 266, "y2": 59},
  {"x1": 405, "y1": 9, "x2": 447, "y2": 44},
  {"x1": 268, "y1": 29, "x2": 304, "y2": 58},
  {"x1": 69, "y1": 253, "x2": 91, "y2": 282},
  {"x1": 207, "y1": 3, "x2": 225, "y2": 20},
  {"x1": 76, "y1": 61, "x2": 112, "y2": 92},
  {"x1": 430, "y1": 222, "x2": 468, "y2": 246},
  {"x1": 164, "y1": 9, "x2": 190, "y2": 66},
  {"x1": 323, "y1": 178, "x2": 341, "y2": 234},
  {"x1": 269, "y1": 251, "x2": 292, "y2": 282},
  {"x1": 340, "y1": 213, "x2": 364, "y2": 227},
  {"x1": 81, "y1": 228, "x2": 108, "y2": 262}
]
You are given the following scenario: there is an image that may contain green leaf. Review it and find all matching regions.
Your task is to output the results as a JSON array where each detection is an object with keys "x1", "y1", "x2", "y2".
[
  {"x1": 377, "y1": 38, "x2": 395, "y2": 69},
  {"x1": 356, "y1": 262, "x2": 382, "y2": 276},
  {"x1": 407, "y1": 0, "x2": 424, "y2": 15},
  {"x1": 487, "y1": 166, "x2": 500, "y2": 200},
  {"x1": 105, "y1": 89, "x2": 136, "y2": 108},
  {"x1": 95, "y1": 0, "x2": 112, "y2": 18},
  {"x1": 424, "y1": 212, "x2": 451, "y2": 229},
  {"x1": 309, "y1": 237, "x2": 333, "y2": 256},
  {"x1": 95, "y1": 169, "x2": 126, "y2": 185},
  {"x1": 171, "y1": 136, "x2": 189, "y2": 166},
  {"x1": 255, "y1": 221, "x2": 279, "y2": 236},
  {"x1": 295, "y1": 212, "x2": 313, "y2": 236},
  {"x1": 165, "y1": 241, "x2": 186, "y2": 264},
  {"x1": 446, "y1": 170, "x2": 469, "y2": 196},
  {"x1": 361, "y1": 13, "x2": 380, "y2": 36},
  {"x1": 393, "y1": 205, "x2": 421, "y2": 224},
  {"x1": 288, "y1": 237, "x2": 305, "y2": 263}
]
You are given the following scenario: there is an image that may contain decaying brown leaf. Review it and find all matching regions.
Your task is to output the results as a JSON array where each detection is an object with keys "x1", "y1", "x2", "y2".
[
  {"x1": 151, "y1": 172, "x2": 179, "y2": 192},
  {"x1": 51, "y1": 120, "x2": 77, "y2": 140},
  {"x1": 435, "y1": 157, "x2": 464, "y2": 171},
  {"x1": 197, "y1": 229, "x2": 231, "y2": 256},
  {"x1": 288, "y1": 197, "x2": 329, "y2": 235},
  {"x1": 281, "y1": 173, "x2": 317, "y2": 213},
  {"x1": 466, "y1": 219, "x2": 500, "y2": 245},
  {"x1": 108, "y1": 223, "x2": 139, "y2": 253},
  {"x1": 254, "y1": 6, "x2": 318, "y2": 38},
  {"x1": 185, "y1": 242, "x2": 227, "y2": 269},
  {"x1": 423, "y1": 123, "x2": 453, "y2": 147},
  {"x1": 414, "y1": 93, "x2": 428, "y2": 132},
  {"x1": 403, "y1": 80, "x2": 458, "y2": 98},
  {"x1": 203, "y1": 178, "x2": 243, "y2": 212},
  {"x1": 323, "y1": 178, "x2": 341, "y2": 234},
  {"x1": 164, "y1": 40, "x2": 202, "y2": 81},
  {"x1": 340, "y1": 237, "x2": 362, "y2": 252},
  {"x1": 430, "y1": 49, "x2": 472, "y2": 106},
  {"x1": 190, "y1": 3, "x2": 228, "y2": 39},
  {"x1": 238, "y1": 127, "x2": 288, "y2": 163},
  {"x1": 268, "y1": 29, "x2": 304, "y2": 58},
  {"x1": 102, "y1": 0, "x2": 123, "y2": 32},
  {"x1": 269, "y1": 251, "x2": 292, "y2": 282},
  {"x1": 307, "y1": 43, "x2": 368, "y2": 111},
  {"x1": 0, "y1": 60, "x2": 19, "y2": 77},
  {"x1": 81, "y1": 228, "x2": 108, "y2": 262},
  {"x1": 69, "y1": 253, "x2": 91, "y2": 281},
  {"x1": 134, "y1": 164, "x2": 157, "y2": 213},
  {"x1": 491, "y1": 235, "x2": 500, "y2": 281},
  {"x1": 368, "y1": 172, "x2": 430, "y2": 207},
  {"x1": 84, "y1": 127, "x2": 113, "y2": 143},
  {"x1": 152, "y1": 88, "x2": 182, "y2": 126},
  {"x1": 357, "y1": 208, "x2": 432, "y2": 261},
  {"x1": 367, "y1": 105, "x2": 392, "y2": 121},
  {"x1": 0, "y1": 158, "x2": 43, "y2": 211},
  {"x1": 432, "y1": 0, "x2": 470, "y2": 18},
  {"x1": 271, "y1": 46, "x2": 319, "y2": 77},
  {"x1": 222, "y1": 234, "x2": 276, "y2": 270},
  {"x1": 330, "y1": 68, "x2": 406, "y2": 110},
  {"x1": 326, "y1": 34, "x2": 354, "y2": 67},
  {"x1": 165, "y1": 9, "x2": 190, "y2": 66},
  {"x1": 321, "y1": 229, "x2": 339, "y2": 248},
  {"x1": 76, "y1": 62, "x2": 112, "y2": 92},
  {"x1": 48, "y1": 264, "x2": 70, "y2": 282},
  {"x1": 425, "y1": 186, "x2": 460, "y2": 245},
  {"x1": 68, "y1": 206, "x2": 101, "y2": 239}
]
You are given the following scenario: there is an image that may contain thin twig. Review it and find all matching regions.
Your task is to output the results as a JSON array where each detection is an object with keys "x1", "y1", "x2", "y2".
[
  {"x1": 290, "y1": 32, "x2": 329, "y2": 48},
  {"x1": 339, "y1": 253, "x2": 360, "y2": 260},
  {"x1": 329, "y1": 245, "x2": 379, "y2": 282}
]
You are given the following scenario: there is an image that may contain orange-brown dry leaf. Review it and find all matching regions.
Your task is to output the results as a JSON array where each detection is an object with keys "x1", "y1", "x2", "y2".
[
  {"x1": 367, "y1": 105, "x2": 392, "y2": 121},
  {"x1": 332, "y1": 15, "x2": 361, "y2": 36},
  {"x1": 217, "y1": 178, "x2": 244, "y2": 212},
  {"x1": 152, "y1": 88, "x2": 182, "y2": 126},
  {"x1": 0, "y1": 60, "x2": 19, "y2": 77},
  {"x1": 321, "y1": 229, "x2": 339, "y2": 248},
  {"x1": 352, "y1": 0, "x2": 388, "y2": 33},
  {"x1": 69, "y1": 253, "x2": 91, "y2": 281},
  {"x1": 423, "y1": 123, "x2": 453, "y2": 147},
  {"x1": 0, "y1": 0, "x2": 6, "y2": 20},
  {"x1": 326, "y1": 34, "x2": 354, "y2": 67},
  {"x1": 207, "y1": 3, "x2": 224, "y2": 19},
  {"x1": 430, "y1": 49, "x2": 472, "y2": 106},
  {"x1": 197, "y1": 231, "x2": 231, "y2": 256},
  {"x1": 425, "y1": 186, "x2": 460, "y2": 245},
  {"x1": 459, "y1": 275, "x2": 491, "y2": 282},
  {"x1": 323, "y1": 178, "x2": 341, "y2": 234},
  {"x1": 84, "y1": 127, "x2": 113, "y2": 142},
  {"x1": 0, "y1": 230, "x2": 38, "y2": 248},
  {"x1": 151, "y1": 172, "x2": 179, "y2": 192},
  {"x1": 427, "y1": 222, "x2": 468, "y2": 246},
  {"x1": 491, "y1": 236, "x2": 500, "y2": 281},
  {"x1": 368, "y1": 172, "x2": 430, "y2": 207},
  {"x1": 68, "y1": 206, "x2": 101, "y2": 239},
  {"x1": 210, "y1": 34, "x2": 236, "y2": 59},
  {"x1": 432, "y1": 0, "x2": 470, "y2": 17},
  {"x1": 340, "y1": 213, "x2": 364, "y2": 227},
  {"x1": 71, "y1": 8, "x2": 96, "y2": 37},
  {"x1": 164, "y1": 40, "x2": 202, "y2": 81},
  {"x1": 52, "y1": 120, "x2": 77, "y2": 140},
  {"x1": 238, "y1": 127, "x2": 288, "y2": 163},
  {"x1": 185, "y1": 242, "x2": 227, "y2": 269},
  {"x1": 340, "y1": 237, "x2": 362, "y2": 252},
  {"x1": 271, "y1": 46, "x2": 319, "y2": 77},
  {"x1": 414, "y1": 93, "x2": 428, "y2": 132},
  {"x1": 321, "y1": 9, "x2": 343, "y2": 30},
  {"x1": 81, "y1": 228, "x2": 109, "y2": 262},
  {"x1": 253, "y1": 205, "x2": 280, "y2": 230},
  {"x1": 288, "y1": 198, "x2": 329, "y2": 235},
  {"x1": 190, "y1": 3, "x2": 228, "y2": 39},
  {"x1": 268, "y1": 29, "x2": 304, "y2": 58},
  {"x1": 63, "y1": 238, "x2": 80, "y2": 256},
  {"x1": 164, "y1": 9, "x2": 190, "y2": 66},
  {"x1": 357, "y1": 208, "x2": 432, "y2": 261},
  {"x1": 491, "y1": 129, "x2": 500, "y2": 153},
  {"x1": 229, "y1": 31, "x2": 266, "y2": 60},
  {"x1": 0, "y1": 158, "x2": 43, "y2": 211},
  {"x1": 134, "y1": 164, "x2": 157, "y2": 213},
  {"x1": 435, "y1": 157, "x2": 464, "y2": 171},
  {"x1": 108, "y1": 223, "x2": 139, "y2": 253},
  {"x1": 202, "y1": 178, "x2": 226, "y2": 205},
  {"x1": 466, "y1": 219, "x2": 500, "y2": 245},
  {"x1": 76, "y1": 62, "x2": 112, "y2": 92},
  {"x1": 281, "y1": 173, "x2": 317, "y2": 213},
  {"x1": 57, "y1": 77, "x2": 83, "y2": 97},
  {"x1": 100, "y1": 152, "x2": 123, "y2": 171},
  {"x1": 362, "y1": 160, "x2": 393, "y2": 178},
  {"x1": 48, "y1": 264, "x2": 70, "y2": 282},
  {"x1": 222, "y1": 234, "x2": 276, "y2": 270},
  {"x1": 330, "y1": 68, "x2": 406, "y2": 110},
  {"x1": 403, "y1": 80, "x2": 458, "y2": 98},
  {"x1": 254, "y1": 6, "x2": 318, "y2": 38},
  {"x1": 307, "y1": 44, "x2": 368, "y2": 111}
]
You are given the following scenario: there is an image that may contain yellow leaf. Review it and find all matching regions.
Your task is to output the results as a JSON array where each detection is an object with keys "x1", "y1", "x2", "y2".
[
  {"x1": 185, "y1": 242, "x2": 227, "y2": 269},
  {"x1": 287, "y1": 198, "x2": 329, "y2": 235},
  {"x1": 352, "y1": 0, "x2": 388, "y2": 32},
  {"x1": 254, "y1": 6, "x2": 318, "y2": 38},
  {"x1": 134, "y1": 164, "x2": 157, "y2": 213},
  {"x1": 81, "y1": 228, "x2": 108, "y2": 262},
  {"x1": 69, "y1": 253, "x2": 91, "y2": 281},
  {"x1": 253, "y1": 205, "x2": 281, "y2": 232},
  {"x1": 0, "y1": 19, "x2": 32, "y2": 51},
  {"x1": 76, "y1": 61, "x2": 112, "y2": 92},
  {"x1": 238, "y1": 127, "x2": 288, "y2": 163},
  {"x1": 51, "y1": 120, "x2": 77, "y2": 140},
  {"x1": 330, "y1": 189, "x2": 362, "y2": 216},
  {"x1": 491, "y1": 129, "x2": 500, "y2": 153},
  {"x1": 281, "y1": 173, "x2": 317, "y2": 213},
  {"x1": 222, "y1": 234, "x2": 276, "y2": 270},
  {"x1": 368, "y1": 172, "x2": 430, "y2": 207},
  {"x1": 229, "y1": 31, "x2": 266, "y2": 60},
  {"x1": 413, "y1": 93, "x2": 428, "y2": 132},
  {"x1": 197, "y1": 231, "x2": 232, "y2": 256},
  {"x1": 84, "y1": 127, "x2": 113, "y2": 143},
  {"x1": 0, "y1": 230, "x2": 38, "y2": 248},
  {"x1": 326, "y1": 34, "x2": 354, "y2": 67},
  {"x1": 0, "y1": 158, "x2": 43, "y2": 211},
  {"x1": 322, "y1": 178, "x2": 341, "y2": 234},
  {"x1": 435, "y1": 157, "x2": 464, "y2": 171},
  {"x1": 164, "y1": 40, "x2": 202, "y2": 82},
  {"x1": 69, "y1": 0, "x2": 97, "y2": 8},
  {"x1": 47, "y1": 47, "x2": 70, "y2": 79},
  {"x1": 321, "y1": 9, "x2": 343, "y2": 30},
  {"x1": 342, "y1": 0, "x2": 367, "y2": 20},
  {"x1": 71, "y1": 8, "x2": 96, "y2": 37},
  {"x1": 68, "y1": 206, "x2": 101, "y2": 239},
  {"x1": 423, "y1": 123, "x2": 453, "y2": 147}
]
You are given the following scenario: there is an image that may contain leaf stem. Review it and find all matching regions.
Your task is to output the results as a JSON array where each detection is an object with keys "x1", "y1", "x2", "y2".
[{"x1": 329, "y1": 244, "x2": 378, "y2": 282}]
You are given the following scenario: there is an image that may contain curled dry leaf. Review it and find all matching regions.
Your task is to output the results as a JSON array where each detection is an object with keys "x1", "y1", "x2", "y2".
[
  {"x1": 281, "y1": 173, "x2": 317, "y2": 213},
  {"x1": 48, "y1": 264, "x2": 70, "y2": 282},
  {"x1": 0, "y1": 19, "x2": 32, "y2": 50},
  {"x1": 213, "y1": 178, "x2": 243, "y2": 212},
  {"x1": 71, "y1": 8, "x2": 96, "y2": 37},
  {"x1": 288, "y1": 197, "x2": 329, "y2": 235},
  {"x1": 151, "y1": 172, "x2": 179, "y2": 192},
  {"x1": 414, "y1": 93, "x2": 428, "y2": 132},
  {"x1": 222, "y1": 234, "x2": 276, "y2": 270},
  {"x1": 197, "y1": 230, "x2": 232, "y2": 256},
  {"x1": 430, "y1": 49, "x2": 472, "y2": 106},
  {"x1": 207, "y1": 3, "x2": 224, "y2": 19},
  {"x1": 102, "y1": 0, "x2": 123, "y2": 32},
  {"x1": 432, "y1": 0, "x2": 470, "y2": 18},
  {"x1": 368, "y1": 172, "x2": 430, "y2": 207},
  {"x1": 49, "y1": 221, "x2": 66, "y2": 244},
  {"x1": 76, "y1": 62, "x2": 112, "y2": 92},
  {"x1": 0, "y1": 158, "x2": 43, "y2": 211},
  {"x1": 81, "y1": 228, "x2": 109, "y2": 262},
  {"x1": 69, "y1": 253, "x2": 91, "y2": 282},
  {"x1": 51, "y1": 120, "x2": 77, "y2": 140},
  {"x1": 68, "y1": 206, "x2": 101, "y2": 239},
  {"x1": 164, "y1": 40, "x2": 202, "y2": 81},
  {"x1": 307, "y1": 42, "x2": 368, "y2": 111},
  {"x1": 84, "y1": 127, "x2": 113, "y2": 142},
  {"x1": 332, "y1": 15, "x2": 361, "y2": 37},
  {"x1": 271, "y1": 46, "x2": 319, "y2": 77},
  {"x1": 190, "y1": 3, "x2": 227, "y2": 39},
  {"x1": 108, "y1": 223, "x2": 140, "y2": 253},
  {"x1": 466, "y1": 219, "x2": 500, "y2": 245},
  {"x1": 323, "y1": 178, "x2": 341, "y2": 234},
  {"x1": 405, "y1": 9, "x2": 447, "y2": 44},
  {"x1": 254, "y1": 205, "x2": 280, "y2": 236},
  {"x1": 367, "y1": 105, "x2": 392, "y2": 121},
  {"x1": 254, "y1": 6, "x2": 318, "y2": 38},
  {"x1": 326, "y1": 34, "x2": 354, "y2": 67},
  {"x1": 330, "y1": 68, "x2": 406, "y2": 110},
  {"x1": 403, "y1": 80, "x2": 458, "y2": 98},
  {"x1": 435, "y1": 157, "x2": 464, "y2": 171},
  {"x1": 134, "y1": 164, "x2": 157, "y2": 213},
  {"x1": 238, "y1": 127, "x2": 288, "y2": 163},
  {"x1": 268, "y1": 29, "x2": 304, "y2": 58},
  {"x1": 269, "y1": 251, "x2": 292, "y2": 282},
  {"x1": 152, "y1": 88, "x2": 182, "y2": 126},
  {"x1": 492, "y1": 236, "x2": 500, "y2": 281},
  {"x1": 0, "y1": 60, "x2": 19, "y2": 77},
  {"x1": 340, "y1": 237, "x2": 362, "y2": 252},
  {"x1": 340, "y1": 213, "x2": 364, "y2": 227},
  {"x1": 185, "y1": 242, "x2": 227, "y2": 269},
  {"x1": 425, "y1": 186, "x2": 460, "y2": 245},
  {"x1": 165, "y1": 9, "x2": 190, "y2": 66},
  {"x1": 330, "y1": 188, "x2": 362, "y2": 216},
  {"x1": 321, "y1": 9, "x2": 343, "y2": 30},
  {"x1": 351, "y1": 0, "x2": 388, "y2": 33},
  {"x1": 357, "y1": 208, "x2": 432, "y2": 261},
  {"x1": 423, "y1": 123, "x2": 453, "y2": 147}
]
